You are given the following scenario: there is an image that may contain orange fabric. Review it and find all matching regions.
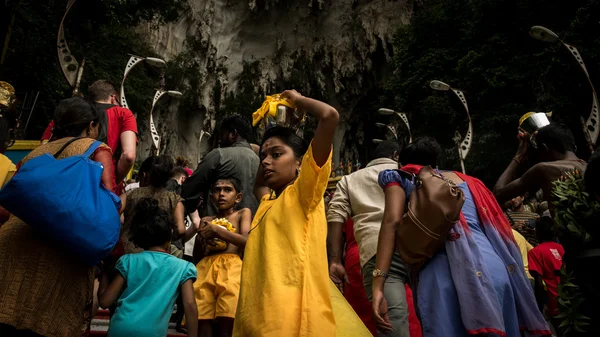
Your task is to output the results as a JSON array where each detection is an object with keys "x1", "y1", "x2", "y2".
[{"x1": 194, "y1": 254, "x2": 242, "y2": 319}]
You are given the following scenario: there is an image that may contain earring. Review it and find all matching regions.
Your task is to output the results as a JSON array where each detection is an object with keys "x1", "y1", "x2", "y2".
[{"x1": 296, "y1": 167, "x2": 301, "y2": 175}]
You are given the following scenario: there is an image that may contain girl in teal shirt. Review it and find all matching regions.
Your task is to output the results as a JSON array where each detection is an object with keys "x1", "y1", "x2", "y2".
[{"x1": 99, "y1": 198, "x2": 198, "y2": 337}]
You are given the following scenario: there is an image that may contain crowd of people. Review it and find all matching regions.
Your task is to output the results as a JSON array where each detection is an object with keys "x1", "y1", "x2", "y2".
[{"x1": 0, "y1": 78, "x2": 598, "y2": 337}]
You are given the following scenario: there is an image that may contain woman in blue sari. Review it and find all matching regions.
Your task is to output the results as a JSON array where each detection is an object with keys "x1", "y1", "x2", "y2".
[{"x1": 371, "y1": 137, "x2": 550, "y2": 337}]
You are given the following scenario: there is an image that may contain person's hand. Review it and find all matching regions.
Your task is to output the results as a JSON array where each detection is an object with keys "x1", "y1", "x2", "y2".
[
  {"x1": 517, "y1": 131, "x2": 530, "y2": 157},
  {"x1": 281, "y1": 89, "x2": 304, "y2": 105},
  {"x1": 372, "y1": 288, "x2": 393, "y2": 333},
  {"x1": 199, "y1": 220, "x2": 219, "y2": 240},
  {"x1": 329, "y1": 262, "x2": 349, "y2": 292}
]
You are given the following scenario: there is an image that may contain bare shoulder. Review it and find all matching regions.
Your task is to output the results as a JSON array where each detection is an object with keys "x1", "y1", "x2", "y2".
[{"x1": 237, "y1": 208, "x2": 251, "y2": 217}]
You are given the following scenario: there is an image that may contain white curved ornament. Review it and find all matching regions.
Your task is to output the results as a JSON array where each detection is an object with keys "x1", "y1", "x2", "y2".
[
  {"x1": 398, "y1": 112, "x2": 413, "y2": 143},
  {"x1": 562, "y1": 42, "x2": 599, "y2": 145},
  {"x1": 120, "y1": 56, "x2": 145, "y2": 109},
  {"x1": 150, "y1": 90, "x2": 167, "y2": 154},
  {"x1": 451, "y1": 89, "x2": 473, "y2": 160},
  {"x1": 57, "y1": 0, "x2": 80, "y2": 88}
]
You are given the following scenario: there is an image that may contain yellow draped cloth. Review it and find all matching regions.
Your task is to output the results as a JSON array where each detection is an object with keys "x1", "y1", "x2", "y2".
[{"x1": 251, "y1": 94, "x2": 296, "y2": 126}]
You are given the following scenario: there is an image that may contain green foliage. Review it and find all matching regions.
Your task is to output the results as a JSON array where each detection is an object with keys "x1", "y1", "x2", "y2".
[
  {"x1": 552, "y1": 170, "x2": 597, "y2": 335},
  {"x1": 0, "y1": 0, "x2": 182, "y2": 140},
  {"x1": 555, "y1": 264, "x2": 591, "y2": 336},
  {"x1": 552, "y1": 169, "x2": 598, "y2": 245},
  {"x1": 385, "y1": 0, "x2": 600, "y2": 185}
]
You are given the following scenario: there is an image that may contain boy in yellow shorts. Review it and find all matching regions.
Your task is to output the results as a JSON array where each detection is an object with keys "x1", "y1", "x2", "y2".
[{"x1": 193, "y1": 178, "x2": 251, "y2": 337}]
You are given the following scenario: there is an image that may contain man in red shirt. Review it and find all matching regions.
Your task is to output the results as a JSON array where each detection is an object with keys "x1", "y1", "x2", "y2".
[
  {"x1": 42, "y1": 80, "x2": 137, "y2": 193},
  {"x1": 528, "y1": 217, "x2": 565, "y2": 322}
]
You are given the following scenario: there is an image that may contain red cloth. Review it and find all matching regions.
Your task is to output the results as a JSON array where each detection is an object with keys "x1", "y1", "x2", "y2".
[
  {"x1": 41, "y1": 105, "x2": 138, "y2": 194},
  {"x1": 342, "y1": 219, "x2": 422, "y2": 337},
  {"x1": 528, "y1": 242, "x2": 565, "y2": 317},
  {"x1": 343, "y1": 219, "x2": 377, "y2": 335},
  {"x1": 41, "y1": 120, "x2": 54, "y2": 141},
  {"x1": 184, "y1": 167, "x2": 193, "y2": 177}
]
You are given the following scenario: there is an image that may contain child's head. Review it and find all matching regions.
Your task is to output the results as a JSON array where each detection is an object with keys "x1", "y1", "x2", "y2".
[
  {"x1": 129, "y1": 198, "x2": 173, "y2": 249},
  {"x1": 536, "y1": 216, "x2": 556, "y2": 243},
  {"x1": 138, "y1": 155, "x2": 175, "y2": 188},
  {"x1": 259, "y1": 127, "x2": 308, "y2": 192},
  {"x1": 211, "y1": 178, "x2": 242, "y2": 211}
]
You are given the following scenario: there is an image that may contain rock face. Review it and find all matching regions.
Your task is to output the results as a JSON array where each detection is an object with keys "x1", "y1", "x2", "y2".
[{"x1": 140, "y1": 0, "x2": 413, "y2": 167}]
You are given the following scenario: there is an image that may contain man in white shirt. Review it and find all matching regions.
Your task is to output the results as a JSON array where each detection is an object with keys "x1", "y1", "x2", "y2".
[{"x1": 327, "y1": 141, "x2": 409, "y2": 337}]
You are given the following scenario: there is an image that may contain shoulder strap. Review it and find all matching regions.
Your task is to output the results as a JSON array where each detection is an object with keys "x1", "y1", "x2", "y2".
[
  {"x1": 82, "y1": 141, "x2": 102, "y2": 158},
  {"x1": 395, "y1": 169, "x2": 421, "y2": 186},
  {"x1": 53, "y1": 137, "x2": 83, "y2": 158}
]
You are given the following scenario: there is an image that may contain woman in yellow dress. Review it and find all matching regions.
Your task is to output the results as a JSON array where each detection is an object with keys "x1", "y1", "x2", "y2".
[{"x1": 233, "y1": 90, "x2": 341, "y2": 337}]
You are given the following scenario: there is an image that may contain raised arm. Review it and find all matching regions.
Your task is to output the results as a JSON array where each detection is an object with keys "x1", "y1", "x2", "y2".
[
  {"x1": 494, "y1": 133, "x2": 534, "y2": 203},
  {"x1": 281, "y1": 90, "x2": 339, "y2": 167},
  {"x1": 494, "y1": 164, "x2": 542, "y2": 205}
]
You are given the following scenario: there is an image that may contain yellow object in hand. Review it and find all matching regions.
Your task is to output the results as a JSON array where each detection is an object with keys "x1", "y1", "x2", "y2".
[
  {"x1": 251, "y1": 94, "x2": 296, "y2": 126},
  {"x1": 209, "y1": 218, "x2": 236, "y2": 251}
]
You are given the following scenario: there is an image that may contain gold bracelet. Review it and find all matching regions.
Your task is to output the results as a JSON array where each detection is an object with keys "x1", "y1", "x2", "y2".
[{"x1": 513, "y1": 155, "x2": 522, "y2": 164}]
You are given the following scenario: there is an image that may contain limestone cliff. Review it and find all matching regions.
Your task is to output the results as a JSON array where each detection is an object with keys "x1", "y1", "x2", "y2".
[{"x1": 139, "y1": 0, "x2": 412, "y2": 167}]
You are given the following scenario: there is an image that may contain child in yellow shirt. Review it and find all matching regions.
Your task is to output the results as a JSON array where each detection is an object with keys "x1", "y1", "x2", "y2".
[
  {"x1": 193, "y1": 177, "x2": 251, "y2": 337},
  {"x1": 233, "y1": 90, "x2": 372, "y2": 337}
]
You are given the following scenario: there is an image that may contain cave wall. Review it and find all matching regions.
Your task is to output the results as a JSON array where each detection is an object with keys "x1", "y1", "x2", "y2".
[{"x1": 139, "y1": 0, "x2": 413, "y2": 167}]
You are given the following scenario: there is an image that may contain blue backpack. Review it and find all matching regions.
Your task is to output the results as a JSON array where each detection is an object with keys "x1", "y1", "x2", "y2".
[{"x1": 0, "y1": 138, "x2": 121, "y2": 265}]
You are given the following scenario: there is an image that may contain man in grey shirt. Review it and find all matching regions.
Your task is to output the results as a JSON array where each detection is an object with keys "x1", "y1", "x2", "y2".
[{"x1": 182, "y1": 114, "x2": 259, "y2": 216}]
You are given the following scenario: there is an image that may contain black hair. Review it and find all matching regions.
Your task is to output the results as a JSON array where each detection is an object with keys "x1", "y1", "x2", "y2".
[
  {"x1": 373, "y1": 140, "x2": 400, "y2": 160},
  {"x1": 536, "y1": 123, "x2": 576, "y2": 154},
  {"x1": 220, "y1": 114, "x2": 252, "y2": 142},
  {"x1": 0, "y1": 107, "x2": 18, "y2": 153},
  {"x1": 585, "y1": 149, "x2": 600, "y2": 195},
  {"x1": 536, "y1": 216, "x2": 556, "y2": 242},
  {"x1": 175, "y1": 156, "x2": 189, "y2": 168},
  {"x1": 398, "y1": 137, "x2": 441, "y2": 167},
  {"x1": 260, "y1": 127, "x2": 308, "y2": 159},
  {"x1": 213, "y1": 177, "x2": 242, "y2": 193},
  {"x1": 53, "y1": 97, "x2": 100, "y2": 139},
  {"x1": 88, "y1": 80, "x2": 118, "y2": 102},
  {"x1": 138, "y1": 155, "x2": 175, "y2": 188},
  {"x1": 172, "y1": 166, "x2": 189, "y2": 179},
  {"x1": 129, "y1": 198, "x2": 173, "y2": 249}
]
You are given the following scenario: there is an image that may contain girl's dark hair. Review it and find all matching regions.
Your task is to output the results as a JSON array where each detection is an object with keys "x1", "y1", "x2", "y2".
[
  {"x1": 260, "y1": 127, "x2": 308, "y2": 159},
  {"x1": 138, "y1": 155, "x2": 175, "y2": 188},
  {"x1": 0, "y1": 107, "x2": 18, "y2": 153},
  {"x1": 53, "y1": 97, "x2": 100, "y2": 139},
  {"x1": 129, "y1": 198, "x2": 173, "y2": 249},
  {"x1": 399, "y1": 137, "x2": 441, "y2": 167}
]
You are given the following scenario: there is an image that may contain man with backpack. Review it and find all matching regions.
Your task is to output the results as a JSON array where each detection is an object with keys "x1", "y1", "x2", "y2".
[{"x1": 41, "y1": 80, "x2": 138, "y2": 194}]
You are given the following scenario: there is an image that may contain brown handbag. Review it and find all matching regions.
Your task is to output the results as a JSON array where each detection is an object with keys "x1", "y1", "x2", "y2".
[{"x1": 395, "y1": 166, "x2": 465, "y2": 269}]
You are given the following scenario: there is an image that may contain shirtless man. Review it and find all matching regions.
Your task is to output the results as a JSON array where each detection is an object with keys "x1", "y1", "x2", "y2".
[
  {"x1": 494, "y1": 123, "x2": 586, "y2": 216},
  {"x1": 193, "y1": 178, "x2": 251, "y2": 337}
]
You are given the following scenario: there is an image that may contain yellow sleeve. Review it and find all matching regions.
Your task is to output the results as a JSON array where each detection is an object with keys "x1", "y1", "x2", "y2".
[
  {"x1": 295, "y1": 143, "x2": 332, "y2": 213},
  {"x1": 0, "y1": 154, "x2": 16, "y2": 187}
]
